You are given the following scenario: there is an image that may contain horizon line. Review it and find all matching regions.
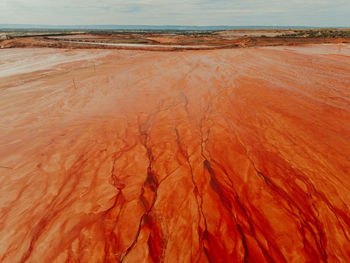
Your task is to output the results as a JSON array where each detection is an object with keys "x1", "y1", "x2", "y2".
[{"x1": 1, "y1": 24, "x2": 349, "y2": 29}]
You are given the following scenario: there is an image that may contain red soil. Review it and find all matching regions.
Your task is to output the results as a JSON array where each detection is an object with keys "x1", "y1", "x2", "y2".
[{"x1": 0, "y1": 45, "x2": 350, "y2": 262}]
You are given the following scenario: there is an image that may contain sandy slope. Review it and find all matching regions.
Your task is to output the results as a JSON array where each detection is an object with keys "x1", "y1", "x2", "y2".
[{"x1": 0, "y1": 46, "x2": 350, "y2": 263}]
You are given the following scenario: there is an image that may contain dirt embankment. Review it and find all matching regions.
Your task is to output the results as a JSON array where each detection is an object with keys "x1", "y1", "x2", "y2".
[{"x1": 1, "y1": 33, "x2": 350, "y2": 51}]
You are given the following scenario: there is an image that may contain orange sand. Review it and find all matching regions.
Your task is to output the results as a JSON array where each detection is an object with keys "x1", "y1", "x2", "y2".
[{"x1": 0, "y1": 45, "x2": 350, "y2": 262}]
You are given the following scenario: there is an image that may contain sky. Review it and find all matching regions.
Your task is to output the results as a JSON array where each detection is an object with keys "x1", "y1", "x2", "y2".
[{"x1": 1, "y1": 0, "x2": 349, "y2": 27}]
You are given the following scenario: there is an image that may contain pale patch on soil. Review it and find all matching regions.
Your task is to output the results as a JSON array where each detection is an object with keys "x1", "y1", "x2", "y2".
[{"x1": 0, "y1": 48, "x2": 112, "y2": 77}]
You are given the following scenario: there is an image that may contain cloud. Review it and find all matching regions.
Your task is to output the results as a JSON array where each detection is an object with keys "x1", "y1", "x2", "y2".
[{"x1": 1, "y1": 0, "x2": 349, "y2": 26}]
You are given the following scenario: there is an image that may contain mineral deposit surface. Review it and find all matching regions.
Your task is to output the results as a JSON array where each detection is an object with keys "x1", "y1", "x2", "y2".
[{"x1": 1, "y1": 45, "x2": 350, "y2": 262}]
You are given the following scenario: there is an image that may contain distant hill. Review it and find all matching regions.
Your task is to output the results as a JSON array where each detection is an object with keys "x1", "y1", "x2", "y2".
[{"x1": 0, "y1": 24, "x2": 341, "y2": 31}]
